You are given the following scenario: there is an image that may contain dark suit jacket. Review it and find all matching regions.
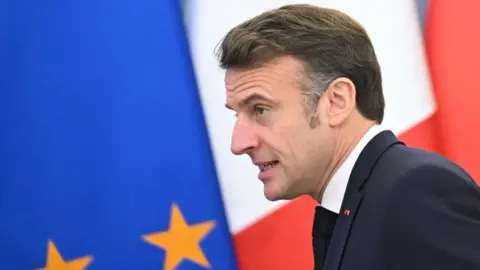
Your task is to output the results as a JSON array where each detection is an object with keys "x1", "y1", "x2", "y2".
[{"x1": 321, "y1": 130, "x2": 480, "y2": 270}]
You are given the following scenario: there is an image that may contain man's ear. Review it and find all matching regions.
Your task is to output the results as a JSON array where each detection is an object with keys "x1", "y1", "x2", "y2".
[{"x1": 323, "y1": 77, "x2": 356, "y2": 126}]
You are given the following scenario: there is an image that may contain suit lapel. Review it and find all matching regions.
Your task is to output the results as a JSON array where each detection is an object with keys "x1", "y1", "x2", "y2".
[
  {"x1": 323, "y1": 131, "x2": 404, "y2": 270},
  {"x1": 323, "y1": 190, "x2": 363, "y2": 270}
]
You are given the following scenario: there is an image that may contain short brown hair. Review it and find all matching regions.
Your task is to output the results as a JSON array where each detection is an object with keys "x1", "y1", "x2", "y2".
[{"x1": 215, "y1": 4, "x2": 385, "y2": 124}]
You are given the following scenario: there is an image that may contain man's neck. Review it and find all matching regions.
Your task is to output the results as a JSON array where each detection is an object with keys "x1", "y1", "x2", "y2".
[{"x1": 313, "y1": 119, "x2": 376, "y2": 202}]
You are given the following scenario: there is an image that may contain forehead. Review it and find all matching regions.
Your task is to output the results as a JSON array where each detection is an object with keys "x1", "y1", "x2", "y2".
[{"x1": 225, "y1": 56, "x2": 304, "y2": 93}]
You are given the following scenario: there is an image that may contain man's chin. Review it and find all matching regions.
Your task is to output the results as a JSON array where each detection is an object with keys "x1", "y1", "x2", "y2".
[
  {"x1": 263, "y1": 185, "x2": 292, "y2": 201},
  {"x1": 263, "y1": 193, "x2": 283, "y2": 201}
]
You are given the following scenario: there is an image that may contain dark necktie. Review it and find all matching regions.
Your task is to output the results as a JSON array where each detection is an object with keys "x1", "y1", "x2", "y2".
[{"x1": 312, "y1": 206, "x2": 338, "y2": 270}]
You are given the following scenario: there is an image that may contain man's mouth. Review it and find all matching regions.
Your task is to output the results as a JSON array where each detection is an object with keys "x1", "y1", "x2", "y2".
[{"x1": 259, "y1": 161, "x2": 279, "y2": 172}]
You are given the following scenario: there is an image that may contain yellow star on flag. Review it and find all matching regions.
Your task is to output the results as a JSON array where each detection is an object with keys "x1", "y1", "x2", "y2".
[
  {"x1": 142, "y1": 203, "x2": 216, "y2": 270},
  {"x1": 36, "y1": 239, "x2": 93, "y2": 270}
]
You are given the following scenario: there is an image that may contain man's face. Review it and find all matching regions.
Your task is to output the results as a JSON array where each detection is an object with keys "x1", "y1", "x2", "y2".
[{"x1": 225, "y1": 56, "x2": 336, "y2": 201}]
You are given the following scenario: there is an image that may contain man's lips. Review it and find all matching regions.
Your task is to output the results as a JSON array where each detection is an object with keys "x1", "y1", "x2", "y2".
[{"x1": 254, "y1": 160, "x2": 280, "y2": 172}]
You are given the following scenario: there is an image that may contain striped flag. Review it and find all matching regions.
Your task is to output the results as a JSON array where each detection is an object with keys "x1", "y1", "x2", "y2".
[
  {"x1": 186, "y1": 0, "x2": 436, "y2": 268},
  {"x1": 424, "y1": 0, "x2": 480, "y2": 184}
]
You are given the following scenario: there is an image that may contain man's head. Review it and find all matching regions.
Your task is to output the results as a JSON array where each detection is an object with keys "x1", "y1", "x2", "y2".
[{"x1": 216, "y1": 4, "x2": 385, "y2": 201}]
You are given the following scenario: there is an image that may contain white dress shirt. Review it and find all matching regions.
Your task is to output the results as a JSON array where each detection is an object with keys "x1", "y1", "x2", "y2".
[{"x1": 320, "y1": 125, "x2": 386, "y2": 213}]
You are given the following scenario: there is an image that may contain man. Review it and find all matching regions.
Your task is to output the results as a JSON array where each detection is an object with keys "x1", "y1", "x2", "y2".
[{"x1": 215, "y1": 4, "x2": 480, "y2": 270}]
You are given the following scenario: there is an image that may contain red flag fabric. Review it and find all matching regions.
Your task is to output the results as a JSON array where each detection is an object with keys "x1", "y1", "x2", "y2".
[{"x1": 424, "y1": 0, "x2": 480, "y2": 184}]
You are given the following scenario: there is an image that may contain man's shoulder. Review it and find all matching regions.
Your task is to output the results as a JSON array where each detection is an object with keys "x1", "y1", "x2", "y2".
[
  {"x1": 365, "y1": 140, "x2": 480, "y2": 212},
  {"x1": 374, "y1": 141, "x2": 480, "y2": 213},
  {"x1": 377, "y1": 141, "x2": 476, "y2": 187}
]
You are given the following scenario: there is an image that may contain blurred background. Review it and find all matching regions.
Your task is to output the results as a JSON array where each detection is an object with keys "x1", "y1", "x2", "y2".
[{"x1": 1, "y1": 0, "x2": 478, "y2": 269}]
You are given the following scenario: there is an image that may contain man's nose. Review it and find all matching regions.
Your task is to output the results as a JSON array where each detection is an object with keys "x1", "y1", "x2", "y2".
[{"x1": 230, "y1": 121, "x2": 259, "y2": 155}]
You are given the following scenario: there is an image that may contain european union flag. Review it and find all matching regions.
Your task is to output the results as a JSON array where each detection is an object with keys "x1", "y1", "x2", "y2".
[{"x1": 0, "y1": 0, "x2": 238, "y2": 269}]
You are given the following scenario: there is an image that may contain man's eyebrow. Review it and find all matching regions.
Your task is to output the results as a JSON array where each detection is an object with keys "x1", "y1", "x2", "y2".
[{"x1": 225, "y1": 93, "x2": 270, "y2": 111}]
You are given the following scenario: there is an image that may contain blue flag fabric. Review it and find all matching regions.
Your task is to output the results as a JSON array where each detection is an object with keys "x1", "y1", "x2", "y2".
[{"x1": 0, "y1": 0, "x2": 238, "y2": 269}]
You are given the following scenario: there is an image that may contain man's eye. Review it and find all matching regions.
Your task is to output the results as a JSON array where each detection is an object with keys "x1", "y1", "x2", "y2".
[{"x1": 254, "y1": 106, "x2": 266, "y2": 116}]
